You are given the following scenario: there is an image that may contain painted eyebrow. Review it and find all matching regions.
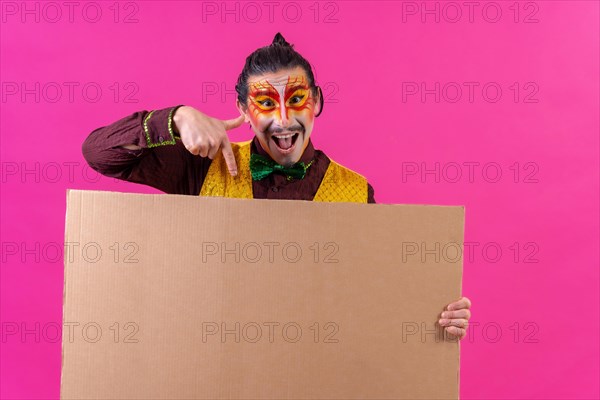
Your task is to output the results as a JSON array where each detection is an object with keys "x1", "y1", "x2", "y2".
[
  {"x1": 285, "y1": 84, "x2": 309, "y2": 98},
  {"x1": 252, "y1": 89, "x2": 277, "y2": 95},
  {"x1": 250, "y1": 87, "x2": 279, "y2": 98}
]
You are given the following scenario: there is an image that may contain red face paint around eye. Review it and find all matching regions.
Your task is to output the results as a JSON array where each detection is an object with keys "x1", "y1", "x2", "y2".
[
  {"x1": 249, "y1": 75, "x2": 313, "y2": 117},
  {"x1": 243, "y1": 69, "x2": 319, "y2": 167}
]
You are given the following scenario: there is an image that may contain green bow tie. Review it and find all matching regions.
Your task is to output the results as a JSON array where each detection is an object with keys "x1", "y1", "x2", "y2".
[{"x1": 249, "y1": 153, "x2": 314, "y2": 181}]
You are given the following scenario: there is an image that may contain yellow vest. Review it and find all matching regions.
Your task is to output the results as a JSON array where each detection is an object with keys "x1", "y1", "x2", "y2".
[{"x1": 199, "y1": 140, "x2": 368, "y2": 203}]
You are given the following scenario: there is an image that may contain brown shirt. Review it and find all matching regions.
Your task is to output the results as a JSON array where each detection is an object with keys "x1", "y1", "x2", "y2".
[{"x1": 82, "y1": 105, "x2": 376, "y2": 203}]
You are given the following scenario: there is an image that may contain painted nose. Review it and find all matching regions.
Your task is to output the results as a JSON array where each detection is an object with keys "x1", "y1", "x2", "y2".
[{"x1": 277, "y1": 101, "x2": 289, "y2": 126}]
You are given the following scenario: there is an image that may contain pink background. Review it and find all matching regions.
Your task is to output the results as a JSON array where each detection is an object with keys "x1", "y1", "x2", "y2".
[{"x1": 1, "y1": 1, "x2": 598, "y2": 399}]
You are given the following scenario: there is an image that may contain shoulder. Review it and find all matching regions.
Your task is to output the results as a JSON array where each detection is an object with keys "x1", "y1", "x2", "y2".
[
  {"x1": 321, "y1": 152, "x2": 376, "y2": 203},
  {"x1": 323, "y1": 152, "x2": 369, "y2": 183}
]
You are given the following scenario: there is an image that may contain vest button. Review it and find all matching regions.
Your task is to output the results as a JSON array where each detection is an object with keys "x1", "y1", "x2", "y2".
[{"x1": 271, "y1": 186, "x2": 279, "y2": 192}]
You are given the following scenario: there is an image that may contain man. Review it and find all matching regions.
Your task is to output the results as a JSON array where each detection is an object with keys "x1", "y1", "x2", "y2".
[{"x1": 82, "y1": 32, "x2": 471, "y2": 339}]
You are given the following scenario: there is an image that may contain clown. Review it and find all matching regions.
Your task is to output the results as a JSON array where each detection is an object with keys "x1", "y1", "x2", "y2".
[{"x1": 82, "y1": 32, "x2": 472, "y2": 339}]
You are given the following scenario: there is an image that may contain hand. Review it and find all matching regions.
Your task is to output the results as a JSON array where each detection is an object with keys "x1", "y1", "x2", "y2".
[
  {"x1": 173, "y1": 106, "x2": 245, "y2": 176},
  {"x1": 438, "y1": 296, "x2": 471, "y2": 340}
]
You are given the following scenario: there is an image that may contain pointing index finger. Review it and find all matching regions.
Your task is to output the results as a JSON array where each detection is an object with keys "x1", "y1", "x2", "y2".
[{"x1": 220, "y1": 135, "x2": 238, "y2": 177}]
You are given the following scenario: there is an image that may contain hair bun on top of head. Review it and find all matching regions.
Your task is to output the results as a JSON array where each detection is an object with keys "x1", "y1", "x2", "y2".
[{"x1": 272, "y1": 32, "x2": 293, "y2": 47}]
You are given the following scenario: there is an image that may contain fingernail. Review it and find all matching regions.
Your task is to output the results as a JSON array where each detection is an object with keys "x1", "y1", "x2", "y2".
[
  {"x1": 439, "y1": 319, "x2": 449, "y2": 325},
  {"x1": 441, "y1": 312, "x2": 449, "y2": 318}
]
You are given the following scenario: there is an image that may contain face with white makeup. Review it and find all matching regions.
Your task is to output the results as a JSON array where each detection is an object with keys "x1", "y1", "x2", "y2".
[{"x1": 236, "y1": 66, "x2": 322, "y2": 168}]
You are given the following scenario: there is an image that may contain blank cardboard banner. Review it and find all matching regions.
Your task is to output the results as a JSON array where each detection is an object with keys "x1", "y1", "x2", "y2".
[{"x1": 61, "y1": 190, "x2": 464, "y2": 399}]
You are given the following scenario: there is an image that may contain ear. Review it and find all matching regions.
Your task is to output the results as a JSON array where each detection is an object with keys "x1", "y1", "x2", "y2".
[
  {"x1": 314, "y1": 86, "x2": 324, "y2": 117},
  {"x1": 236, "y1": 98, "x2": 250, "y2": 123}
]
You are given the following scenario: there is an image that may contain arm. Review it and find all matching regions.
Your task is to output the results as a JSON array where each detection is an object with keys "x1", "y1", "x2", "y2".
[{"x1": 82, "y1": 105, "x2": 211, "y2": 195}]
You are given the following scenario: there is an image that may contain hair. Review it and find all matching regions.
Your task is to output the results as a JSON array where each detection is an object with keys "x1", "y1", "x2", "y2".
[{"x1": 235, "y1": 32, "x2": 323, "y2": 116}]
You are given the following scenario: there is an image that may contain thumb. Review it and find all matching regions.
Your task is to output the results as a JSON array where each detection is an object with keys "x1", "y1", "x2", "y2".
[{"x1": 222, "y1": 114, "x2": 245, "y2": 131}]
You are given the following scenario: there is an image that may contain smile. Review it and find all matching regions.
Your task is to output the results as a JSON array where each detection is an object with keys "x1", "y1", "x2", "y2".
[{"x1": 271, "y1": 132, "x2": 300, "y2": 154}]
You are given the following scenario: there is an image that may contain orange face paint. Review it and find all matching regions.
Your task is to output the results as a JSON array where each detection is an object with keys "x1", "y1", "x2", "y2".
[
  {"x1": 247, "y1": 75, "x2": 315, "y2": 126},
  {"x1": 243, "y1": 70, "x2": 320, "y2": 167}
]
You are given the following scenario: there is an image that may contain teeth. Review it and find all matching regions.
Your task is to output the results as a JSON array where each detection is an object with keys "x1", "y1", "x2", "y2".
[{"x1": 273, "y1": 133, "x2": 296, "y2": 139}]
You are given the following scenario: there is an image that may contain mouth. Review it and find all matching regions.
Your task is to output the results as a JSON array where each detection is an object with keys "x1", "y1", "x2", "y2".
[{"x1": 270, "y1": 132, "x2": 301, "y2": 154}]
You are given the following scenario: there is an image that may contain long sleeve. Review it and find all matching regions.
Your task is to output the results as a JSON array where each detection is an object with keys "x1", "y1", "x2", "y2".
[{"x1": 82, "y1": 105, "x2": 212, "y2": 195}]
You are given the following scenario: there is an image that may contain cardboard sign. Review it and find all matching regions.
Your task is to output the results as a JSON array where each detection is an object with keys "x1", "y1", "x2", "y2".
[{"x1": 61, "y1": 189, "x2": 464, "y2": 399}]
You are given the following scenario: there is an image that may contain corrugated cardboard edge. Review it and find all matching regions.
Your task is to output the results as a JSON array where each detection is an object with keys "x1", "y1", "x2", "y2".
[
  {"x1": 59, "y1": 189, "x2": 70, "y2": 400},
  {"x1": 60, "y1": 189, "x2": 81, "y2": 399},
  {"x1": 62, "y1": 188, "x2": 468, "y2": 209},
  {"x1": 458, "y1": 205, "x2": 466, "y2": 400}
]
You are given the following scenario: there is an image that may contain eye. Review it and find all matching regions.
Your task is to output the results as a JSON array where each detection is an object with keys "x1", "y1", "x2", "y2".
[
  {"x1": 289, "y1": 95, "x2": 305, "y2": 105},
  {"x1": 287, "y1": 89, "x2": 309, "y2": 107},
  {"x1": 254, "y1": 96, "x2": 277, "y2": 110},
  {"x1": 258, "y1": 99, "x2": 275, "y2": 107}
]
